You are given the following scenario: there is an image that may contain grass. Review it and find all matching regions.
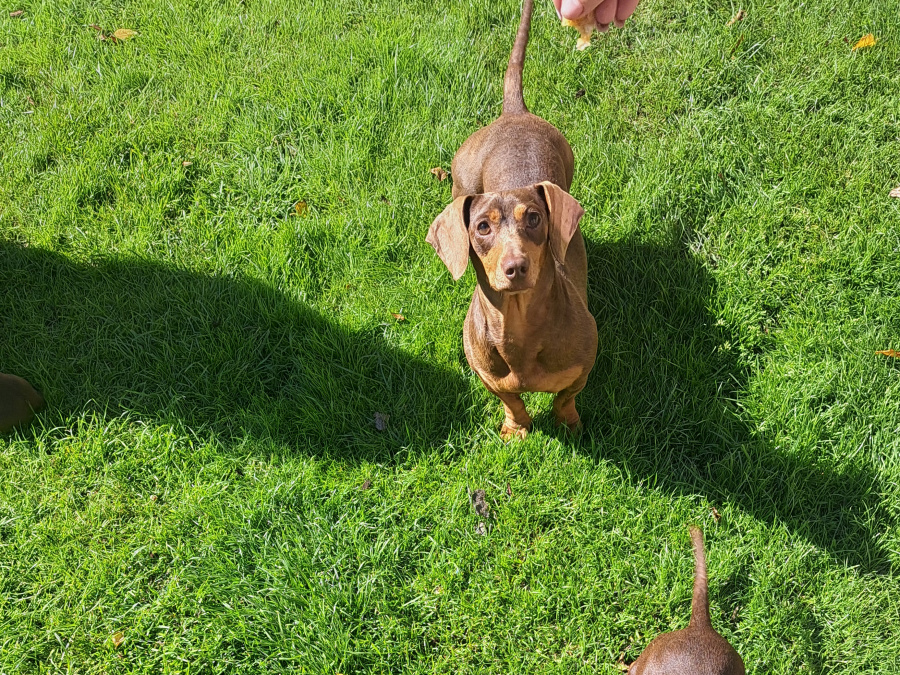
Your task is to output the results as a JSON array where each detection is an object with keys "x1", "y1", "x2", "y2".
[{"x1": 1, "y1": 0, "x2": 900, "y2": 671}]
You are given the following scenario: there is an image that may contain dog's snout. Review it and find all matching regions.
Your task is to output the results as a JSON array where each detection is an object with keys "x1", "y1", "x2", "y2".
[{"x1": 503, "y1": 257, "x2": 529, "y2": 280}]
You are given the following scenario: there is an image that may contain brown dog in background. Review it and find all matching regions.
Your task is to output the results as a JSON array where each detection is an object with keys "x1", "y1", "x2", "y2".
[
  {"x1": 629, "y1": 527, "x2": 746, "y2": 675},
  {"x1": 427, "y1": 0, "x2": 597, "y2": 440}
]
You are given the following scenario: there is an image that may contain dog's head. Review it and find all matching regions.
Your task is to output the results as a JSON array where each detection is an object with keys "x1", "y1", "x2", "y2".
[{"x1": 426, "y1": 181, "x2": 584, "y2": 292}]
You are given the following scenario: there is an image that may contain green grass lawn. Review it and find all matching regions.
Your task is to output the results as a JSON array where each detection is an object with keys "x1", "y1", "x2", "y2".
[{"x1": 2, "y1": 0, "x2": 900, "y2": 671}]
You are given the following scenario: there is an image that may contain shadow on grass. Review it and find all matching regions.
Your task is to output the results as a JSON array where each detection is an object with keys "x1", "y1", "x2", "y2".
[
  {"x1": 2, "y1": 238, "x2": 893, "y2": 573},
  {"x1": 570, "y1": 236, "x2": 895, "y2": 575},
  {"x1": 0, "y1": 241, "x2": 473, "y2": 463}
]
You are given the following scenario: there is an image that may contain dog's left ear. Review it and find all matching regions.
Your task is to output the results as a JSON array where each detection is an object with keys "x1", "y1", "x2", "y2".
[
  {"x1": 537, "y1": 181, "x2": 584, "y2": 264},
  {"x1": 426, "y1": 195, "x2": 472, "y2": 281}
]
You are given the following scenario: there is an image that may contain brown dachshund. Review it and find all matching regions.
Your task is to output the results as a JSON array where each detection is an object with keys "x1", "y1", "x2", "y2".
[
  {"x1": 427, "y1": 0, "x2": 597, "y2": 439},
  {"x1": 629, "y1": 527, "x2": 746, "y2": 675}
]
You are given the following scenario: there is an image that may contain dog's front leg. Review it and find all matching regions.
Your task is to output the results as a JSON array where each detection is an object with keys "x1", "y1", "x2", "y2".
[
  {"x1": 551, "y1": 376, "x2": 587, "y2": 433},
  {"x1": 487, "y1": 387, "x2": 532, "y2": 440}
]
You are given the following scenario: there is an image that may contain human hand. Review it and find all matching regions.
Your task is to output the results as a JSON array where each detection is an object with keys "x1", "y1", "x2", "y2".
[{"x1": 553, "y1": 0, "x2": 640, "y2": 32}]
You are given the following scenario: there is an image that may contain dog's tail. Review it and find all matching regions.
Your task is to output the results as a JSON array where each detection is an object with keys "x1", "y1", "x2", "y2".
[
  {"x1": 503, "y1": 0, "x2": 534, "y2": 115},
  {"x1": 688, "y1": 526, "x2": 712, "y2": 629}
]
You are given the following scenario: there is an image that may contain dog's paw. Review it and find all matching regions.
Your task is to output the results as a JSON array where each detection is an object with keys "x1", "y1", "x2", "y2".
[
  {"x1": 500, "y1": 423, "x2": 529, "y2": 441},
  {"x1": 553, "y1": 413, "x2": 582, "y2": 436}
]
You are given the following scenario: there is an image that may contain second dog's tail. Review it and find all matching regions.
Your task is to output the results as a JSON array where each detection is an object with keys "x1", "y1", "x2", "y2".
[
  {"x1": 503, "y1": 0, "x2": 534, "y2": 115},
  {"x1": 688, "y1": 526, "x2": 712, "y2": 629}
]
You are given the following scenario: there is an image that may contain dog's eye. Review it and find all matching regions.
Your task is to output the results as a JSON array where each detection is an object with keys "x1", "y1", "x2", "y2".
[
  {"x1": 527, "y1": 212, "x2": 541, "y2": 228},
  {"x1": 476, "y1": 221, "x2": 490, "y2": 235}
]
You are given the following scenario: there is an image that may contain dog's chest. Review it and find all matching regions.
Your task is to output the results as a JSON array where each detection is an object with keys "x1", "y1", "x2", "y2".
[{"x1": 468, "y1": 329, "x2": 584, "y2": 393}]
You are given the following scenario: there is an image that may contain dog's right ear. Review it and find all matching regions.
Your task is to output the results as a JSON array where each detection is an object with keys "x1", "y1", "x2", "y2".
[{"x1": 426, "y1": 195, "x2": 472, "y2": 281}]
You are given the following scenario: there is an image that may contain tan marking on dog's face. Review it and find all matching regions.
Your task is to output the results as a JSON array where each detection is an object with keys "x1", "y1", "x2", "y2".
[{"x1": 467, "y1": 189, "x2": 550, "y2": 293}]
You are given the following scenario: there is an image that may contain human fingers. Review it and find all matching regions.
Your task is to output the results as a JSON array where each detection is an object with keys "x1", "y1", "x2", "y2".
[
  {"x1": 614, "y1": 0, "x2": 639, "y2": 23},
  {"x1": 560, "y1": 0, "x2": 591, "y2": 21},
  {"x1": 593, "y1": 0, "x2": 617, "y2": 26}
]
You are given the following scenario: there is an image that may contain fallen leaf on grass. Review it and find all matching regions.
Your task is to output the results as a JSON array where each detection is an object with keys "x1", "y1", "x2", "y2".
[
  {"x1": 112, "y1": 631, "x2": 124, "y2": 648},
  {"x1": 361, "y1": 479, "x2": 372, "y2": 490},
  {"x1": 889, "y1": 186, "x2": 900, "y2": 198},
  {"x1": 292, "y1": 200, "x2": 308, "y2": 217},
  {"x1": 149, "y1": 494, "x2": 158, "y2": 502},
  {"x1": 10, "y1": 9, "x2": 24, "y2": 17},
  {"x1": 574, "y1": 88, "x2": 585, "y2": 99},
  {"x1": 88, "y1": 23, "x2": 102, "y2": 31},
  {"x1": 470, "y1": 488, "x2": 491, "y2": 519},
  {"x1": 852, "y1": 34, "x2": 876, "y2": 50},
  {"x1": 113, "y1": 28, "x2": 138, "y2": 41},
  {"x1": 374, "y1": 412, "x2": 389, "y2": 431},
  {"x1": 390, "y1": 312, "x2": 406, "y2": 322},
  {"x1": 182, "y1": 160, "x2": 192, "y2": 167},
  {"x1": 430, "y1": 166, "x2": 448, "y2": 181},
  {"x1": 475, "y1": 522, "x2": 487, "y2": 536},
  {"x1": 616, "y1": 651, "x2": 629, "y2": 672},
  {"x1": 726, "y1": 9, "x2": 745, "y2": 26},
  {"x1": 711, "y1": 507, "x2": 722, "y2": 522},
  {"x1": 506, "y1": 482, "x2": 512, "y2": 497},
  {"x1": 876, "y1": 349, "x2": 900, "y2": 358}
]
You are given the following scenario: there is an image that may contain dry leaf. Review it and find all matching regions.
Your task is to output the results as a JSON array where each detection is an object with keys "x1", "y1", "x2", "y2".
[
  {"x1": 430, "y1": 166, "x2": 448, "y2": 181},
  {"x1": 506, "y1": 482, "x2": 512, "y2": 497},
  {"x1": 26, "y1": 96, "x2": 36, "y2": 108},
  {"x1": 475, "y1": 522, "x2": 487, "y2": 536},
  {"x1": 852, "y1": 34, "x2": 876, "y2": 50},
  {"x1": 470, "y1": 489, "x2": 490, "y2": 519},
  {"x1": 149, "y1": 494, "x2": 158, "y2": 502},
  {"x1": 711, "y1": 507, "x2": 722, "y2": 522},
  {"x1": 374, "y1": 412, "x2": 389, "y2": 431},
  {"x1": 292, "y1": 200, "x2": 308, "y2": 217},
  {"x1": 876, "y1": 349, "x2": 900, "y2": 358},
  {"x1": 113, "y1": 28, "x2": 137, "y2": 41},
  {"x1": 361, "y1": 478, "x2": 372, "y2": 490},
  {"x1": 10, "y1": 9, "x2": 24, "y2": 17},
  {"x1": 889, "y1": 186, "x2": 900, "y2": 198},
  {"x1": 616, "y1": 651, "x2": 629, "y2": 672},
  {"x1": 574, "y1": 88, "x2": 585, "y2": 99},
  {"x1": 726, "y1": 9, "x2": 745, "y2": 26},
  {"x1": 112, "y1": 631, "x2": 124, "y2": 648},
  {"x1": 182, "y1": 160, "x2": 192, "y2": 167},
  {"x1": 88, "y1": 23, "x2": 102, "y2": 31},
  {"x1": 391, "y1": 312, "x2": 406, "y2": 322}
]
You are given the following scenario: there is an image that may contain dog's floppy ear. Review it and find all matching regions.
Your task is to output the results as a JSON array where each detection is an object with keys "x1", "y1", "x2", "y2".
[
  {"x1": 426, "y1": 195, "x2": 472, "y2": 281},
  {"x1": 537, "y1": 181, "x2": 584, "y2": 264}
]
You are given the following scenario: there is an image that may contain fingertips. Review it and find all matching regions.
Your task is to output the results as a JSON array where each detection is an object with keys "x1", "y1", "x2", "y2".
[
  {"x1": 615, "y1": 0, "x2": 640, "y2": 22},
  {"x1": 594, "y1": 0, "x2": 617, "y2": 26},
  {"x1": 560, "y1": 0, "x2": 587, "y2": 21}
]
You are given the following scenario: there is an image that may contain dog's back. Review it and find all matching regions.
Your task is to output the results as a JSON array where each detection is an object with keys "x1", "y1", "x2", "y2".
[
  {"x1": 629, "y1": 528, "x2": 745, "y2": 675},
  {"x1": 450, "y1": 0, "x2": 574, "y2": 197}
]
